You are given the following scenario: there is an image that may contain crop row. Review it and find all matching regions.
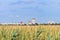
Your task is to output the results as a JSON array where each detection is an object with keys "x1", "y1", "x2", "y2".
[{"x1": 0, "y1": 25, "x2": 59, "y2": 40}]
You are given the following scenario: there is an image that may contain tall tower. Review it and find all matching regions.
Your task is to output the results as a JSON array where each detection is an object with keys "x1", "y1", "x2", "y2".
[{"x1": 32, "y1": 18, "x2": 36, "y2": 24}]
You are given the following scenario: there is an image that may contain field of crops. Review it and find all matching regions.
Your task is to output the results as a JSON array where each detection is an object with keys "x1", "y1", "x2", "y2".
[{"x1": 0, "y1": 25, "x2": 60, "y2": 40}]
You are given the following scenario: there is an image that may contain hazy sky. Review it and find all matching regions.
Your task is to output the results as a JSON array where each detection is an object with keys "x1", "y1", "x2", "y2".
[{"x1": 0, "y1": 0, "x2": 60, "y2": 23}]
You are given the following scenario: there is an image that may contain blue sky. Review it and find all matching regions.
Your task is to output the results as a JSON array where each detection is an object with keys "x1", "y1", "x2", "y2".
[{"x1": 0, "y1": 0, "x2": 60, "y2": 23}]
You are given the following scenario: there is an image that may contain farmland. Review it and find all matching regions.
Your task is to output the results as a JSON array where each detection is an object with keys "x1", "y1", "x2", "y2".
[{"x1": 0, "y1": 25, "x2": 60, "y2": 40}]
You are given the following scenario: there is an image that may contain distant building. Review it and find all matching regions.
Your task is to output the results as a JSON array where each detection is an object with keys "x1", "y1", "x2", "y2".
[
  {"x1": 27, "y1": 20, "x2": 31, "y2": 25},
  {"x1": 32, "y1": 18, "x2": 36, "y2": 24},
  {"x1": 20, "y1": 21, "x2": 24, "y2": 25},
  {"x1": 48, "y1": 21, "x2": 55, "y2": 24}
]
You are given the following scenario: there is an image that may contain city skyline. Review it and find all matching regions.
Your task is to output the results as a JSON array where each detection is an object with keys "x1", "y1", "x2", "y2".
[{"x1": 0, "y1": 0, "x2": 60, "y2": 23}]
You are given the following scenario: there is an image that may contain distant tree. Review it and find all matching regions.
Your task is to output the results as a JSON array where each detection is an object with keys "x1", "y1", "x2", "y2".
[{"x1": 35, "y1": 23, "x2": 39, "y2": 25}]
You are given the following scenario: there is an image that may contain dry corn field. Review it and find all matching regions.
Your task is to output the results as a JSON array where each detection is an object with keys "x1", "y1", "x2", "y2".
[{"x1": 0, "y1": 25, "x2": 60, "y2": 40}]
